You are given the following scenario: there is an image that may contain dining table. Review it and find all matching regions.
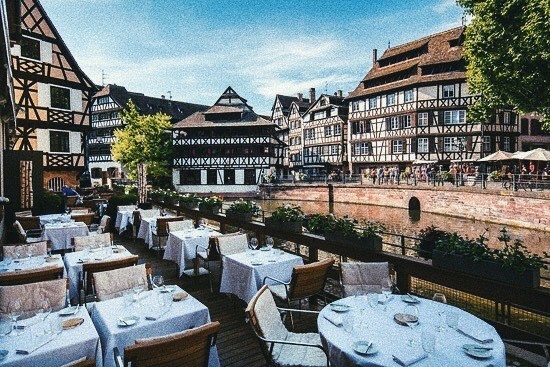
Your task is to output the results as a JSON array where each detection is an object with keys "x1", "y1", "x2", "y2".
[
  {"x1": 219, "y1": 249, "x2": 303, "y2": 303},
  {"x1": 63, "y1": 245, "x2": 134, "y2": 303},
  {"x1": 40, "y1": 222, "x2": 89, "y2": 251},
  {"x1": 0, "y1": 306, "x2": 102, "y2": 367},
  {"x1": 115, "y1": 210, "x2": 135, "y2": 234},
  {"x1": 317, "y1": 295, "x2": 506, "y2": 367},
  {"x1": 163, "y1": 227, "x2": 221, "y2": 277},
  {"x1": 38, "y1": 213, "x2": 72, "y2": 225},
  {"x1": 90, "y1": 286, "x2": 220, "y2": 367},
  {"x1": 136, "y1": 214, "x2": 171, "y2": 248},
  {"x1": 0, "y1": 254, "x2": 66, "y2": 278}
]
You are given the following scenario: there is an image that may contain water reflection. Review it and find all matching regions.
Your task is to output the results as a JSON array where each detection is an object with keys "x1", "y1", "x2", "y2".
[{"x1": 256, "y1": 199, "x2": 548, "y2": 255}]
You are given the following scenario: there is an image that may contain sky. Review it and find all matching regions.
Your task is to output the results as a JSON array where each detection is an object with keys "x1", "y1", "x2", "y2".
[{"x1": 41, "y1": 0, "x2": 465, "y2": 115}]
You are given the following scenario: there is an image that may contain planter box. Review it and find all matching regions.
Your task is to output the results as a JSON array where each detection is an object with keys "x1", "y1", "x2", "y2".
[
  {"x1": 265, "y1": 217, "x2": 302, "y2": 233},
  {"x1": 324, "y1": 231, "x2": 383, "y2": 252},
  {"x1": 225, "y1": 211, "x2": 253, "y2": 222},
  {"x1": 179, "y1": 201, "x2": 198, "y2": 210},
  {"x1": 432, "y1": 250, "x2": 540, "y2": 288},
  {"x1": 198, "y1": 204, "x2": 221, "y2": 215}
]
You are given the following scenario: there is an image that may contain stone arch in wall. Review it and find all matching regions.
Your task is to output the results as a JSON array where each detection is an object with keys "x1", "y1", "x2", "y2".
[{"x1": 408, "y1": 196, "x2": 421, "y2": 211}]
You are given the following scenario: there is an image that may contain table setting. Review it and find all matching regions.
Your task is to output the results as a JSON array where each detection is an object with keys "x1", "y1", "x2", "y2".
[
  {"x1": 40, "y1": 222, "x2": 89, "y2": 250},
  {"x1": 38, "y1": 214, "x2": 72, "y2": 225},
  {"x1": 90, "y1": 284, "x2": 220, "y2": 367},
  {"x1": 0, "y1": 304, "x2": 102, "y2": 367},
  {"x1": 0, "y1": 253, "x2": 66, "y2": 277},
  {"x1": 136, "y1": 213, "x2": 173, "y2": 247},
  {"x1": 317, "y1": 293, "x2": 505, "y2": 366},
  {"x1": 115, "y1": 209, "x2": 136, "y2": 234}
]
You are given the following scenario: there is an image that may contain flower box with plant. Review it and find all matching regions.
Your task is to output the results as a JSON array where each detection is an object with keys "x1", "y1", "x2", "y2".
[
  {"x1": 265, "y1": 204, "x2": 304, "y2": 233},
  {"x1": 303, "y1": 214, "x2": 335, "y2": 236},
  {"x1": 225, "y1": 199, "x2": 260, "y2": 222},
  {"x1": 262, "y1": 172, "x2": 277, "y2": 184},
  {"x1": 433, "y1": 228, "x2": 546, "y2": 288},
  {"x1": 164, "y1": 190, "x2": 180, "y2": 206},
  {"x1": 417, "y1": 225, "x2": 448, "y2": 260},
  {"x1": 324, "y1": 217, "x2": 385, "y2": 252},
  {"x1": 149, "y1": 189, "x2": 167, "y2": 203},
  {"x1": 178, "y1": 193, "x2": 199, "y2": 209},
  {"x1": 198, "y1": 196, "x2": 223, "y2": 214}
]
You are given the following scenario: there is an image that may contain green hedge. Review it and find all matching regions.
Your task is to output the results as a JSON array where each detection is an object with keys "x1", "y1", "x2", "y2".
[{"x1": 33, "y1": 192, "x2": 65, "y2": 215}]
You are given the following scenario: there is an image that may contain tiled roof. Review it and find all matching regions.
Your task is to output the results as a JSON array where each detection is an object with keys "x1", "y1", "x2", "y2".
[{"x1": 275, "y1": 95, "x2": 310, "y2": 109}]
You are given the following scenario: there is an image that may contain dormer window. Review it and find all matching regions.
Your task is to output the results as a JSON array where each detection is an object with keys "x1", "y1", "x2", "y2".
[
  {"x1": 319, "y1": 99, "x2": 326, "y2": 107},
  {"x1": 21, "y1": 37, "x2": 40, "y2": 61},
  {"x1": 443, "y1": 85, "x2": 455, "y2": 98}
]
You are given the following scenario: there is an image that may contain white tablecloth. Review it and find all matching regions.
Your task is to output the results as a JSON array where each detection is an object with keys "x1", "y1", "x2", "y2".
[
  {"x1": 137, "y1": 215, "x2": 173, "y2": 248},
  {"x1": 63, "y1": 246, "x2": 134, "y2": 303},
  {"x1": 0, "y1": 308, "x2": 102, "y2": 367},
  {"x1": 115, "y1": 210, "x2": 134, "y2": 234},
  {"x1": 0, "y1": 254, "x2": 66, "y2": 278},
  {"x1": 39, "y1": 214, "x2": 72, "y2": 225},
  {"x1": 41, "y1": 222, "x2": 89, "y2": 250},
  {"x1": 91, "y1": 286, "x2": 220, "y2": 367},
  {"x1": 318, "y1": 296, "x2": 506, "y2": 367},
  {"x1": 220, "y1": 250, "x2": 303, "y2": 303},
  {"x1": 163, "y1": 228, "x2": 221, "y2": 277}
]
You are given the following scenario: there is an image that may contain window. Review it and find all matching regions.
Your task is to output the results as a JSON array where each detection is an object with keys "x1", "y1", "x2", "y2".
[
  {"x1": 50, "y1": 86, "x2": 71, "y2": 110},
  {"x1": 392, "y1": 140, "x2": 403, "y2": 154},
  {"x1": 404, "y1": 90, "x2": 414, "y2": 103},
  {"x1": 180, "y1": 170, "x2": 201, "y2": 185},
  {"x1": 482, "y1": 136, "x2": 491, "y2": 153},
  {"x1": 207, "y1": 169, "x2": 217, "y2": 185},
  {"x1": 369, "y1": 97, "x2": 377, "y2": 109},
  {"x1": 324, "y1": 126, "x2": 332, "y2": 137},
  {"x1": 351, "y1": 101, "x2": 359, "y2": 111},
  {"x1": 386, "y1": 93, "x2": 396, "y2": 106},
  {"x1": 390, "y1": 116, "x2": 400, "y2": 130},
  {"x1": 224, "y1": 169, "x2": 235, "y2": 185},
  {"x1": 354, "y1": 142, "x2": 372, "y2": 155},
  {"x1": 91, "y1": 168, "x2": 102, "y2": 179},
  {"x1": 333, "y1": 124, "x2": 341, "y2": 136},
  {"x1": 319, "y1": 99, "x2": 326, "y2": 106},
  {"x1": 443, "y1": 137, "x2": 465, "y2": 152},
  {"x1": 417, "y1": 138, "x2": 429, "y2": 153},
  {"x1": 444, "y1": 110, "x2": 466, "y2": 125},
  {"x1": 49, "y1": 131, "x2": 70, "y2": 152},
  {"x1": 244, "y1": 169, "x2": 256, "y2": 185},
  {"x1": 502, "y1": 136, "x2": 511, "y2": 151},
  {"x1": 503, "y1": 112, "x2": 510, "y2": 124},
  {"x1": 418, "y1": 112, "x2": 429, "y2": 126},
  {"x1": 304, "y1": 129, "x2": 315, "y2": 140},
  {"x1": 21, "y1": 37, "x2": 41, "y2": 60},
  {"x1": 331, "y1": 145, "x2": 339, "y2": 154},
  {"x1": 401, "y1": 115, "x2": 411, "y2": 128},
  {"x1": 314, "y1": 111, "x2": 326, "y2": 120},
  {"x1": 97, "y1": 96, "x2": 110, "y2": 105},
  {"x1": 443, "y1": 85, "x2": 455, "y2": 98}
]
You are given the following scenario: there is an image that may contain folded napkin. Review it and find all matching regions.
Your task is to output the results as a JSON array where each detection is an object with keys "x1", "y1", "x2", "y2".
[
  {"x1": 324, "y1": 313, "x2": 343, "y2": 327},
  {"x1": 457, "y1": 327, "x2": 494, "y2": 344},
  {"x1": 392, "y1": 351, "x2": 428, "y2": 366}
]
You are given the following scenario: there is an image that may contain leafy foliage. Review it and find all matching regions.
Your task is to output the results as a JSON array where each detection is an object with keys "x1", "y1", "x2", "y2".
[
  {"x1": 226, "y1": 199, "x2": 260, "y2": 215},
  {"x1": 270, "y1": 204, "x2": 304, "y2": 223},
  {"x1": 305, "y1": 214, "x2": 384, "y2": 239},
  {"x1": 33, "y1": 191, "x2": 65, "y2": 215},
  {"x1": 304, "y1": 214, "x2": 335, "y2": 235},
  {"x1": 459, "y1": 0, "x2": 550, "y2": 128},
  {"x1": 111, "y1": 100, "x2": 173, "y2": 180},
  {"x1": 199, "y1": 196, "x2": 223, "y2": 209}
]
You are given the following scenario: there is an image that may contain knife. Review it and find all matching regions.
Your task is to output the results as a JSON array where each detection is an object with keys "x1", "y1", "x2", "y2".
[{"x1": 364, "y1": 341, "x2": 372, "y2": 354}]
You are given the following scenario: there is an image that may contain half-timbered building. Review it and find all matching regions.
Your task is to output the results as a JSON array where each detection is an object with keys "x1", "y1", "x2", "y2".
[
  {"x1": 301, "y1": 91, "x2": 348, "y2": 175},
  {"x1": 346, "y1": 27, "x2": 520, "y2": 172},
  {"x1": 287, "y1": 97, "x2": 312, "y2": 172},
  {"x1": 6, "y1": 0, "x2": 96, "y2": 192},
  {"x1": 172, "y1": 86, "x2": 282, "y2": 194},
  {"x1": 88, "y1": 84, "x2": 207, "y2": 186}
]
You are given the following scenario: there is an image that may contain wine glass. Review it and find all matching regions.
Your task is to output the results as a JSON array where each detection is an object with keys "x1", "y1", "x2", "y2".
[
  {"x1": 432, "y1": 293, "x2": 447, "y2": 331},
  {"x1": 9, "y1": 299, "x2": 23, "y2": 336},
  {"x1": 14, "y1": 245, "x2": 22, "y2": 260},
  {"x1": 0, "y1": 314, "x2": 12, "y2": 337},
  {"x1": 404, "y1": 304, "x2": 419, "y2": 346},
  {"x1": 265, "y1": 236, "x2": 274, "y2": 251},
  {"x1": 36, "y1": 300, "x2": 51, "y2": 322},
  {"x1": 152, "y1": 275, "x2": 164, "y2": 291},
  {"x1": 132, "y1": 277, "x2": 146, "y2": 304},
  {"x1": 249, "y1": 238, "x2": 259, "y2": 251},
  {"x1": 381, "y1": 278, "x2": 393, "y2": 304},
  {"x1": 27, "y1": 246, "x2": 34, "y2": 262}
]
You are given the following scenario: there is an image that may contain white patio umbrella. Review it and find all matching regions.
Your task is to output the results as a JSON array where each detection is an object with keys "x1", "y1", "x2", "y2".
[
  {"x1": 514, "y1": 148, "x2": 550, "y2": 161},
  {"x1": 478, "y1": 150, "x2": 513, "y2": 162}
]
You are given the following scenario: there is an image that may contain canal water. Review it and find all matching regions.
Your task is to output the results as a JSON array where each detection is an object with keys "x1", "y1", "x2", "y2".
[{"x1": 255, "y1": 199, "x2": 549, "y2": 255}]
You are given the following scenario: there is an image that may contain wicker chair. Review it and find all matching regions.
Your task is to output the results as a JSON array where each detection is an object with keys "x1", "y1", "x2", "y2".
[
  {"x1": 0, "y1": 266, "x2": 65, "y2": 286},
  {"x1": 113, "y1": 321, "x2": 220, "y2": 367},
  {"x1": 339, "y1": 261, "x2": 390, "y2": 297},
  {"x1": 15, "y1": 215, "x2": 41, "y2": 231},
  {"x1": 93, "y1": 263, "x2": 152, "y2": 301},
  {"x1": 166, "y1": 219, "x2": 195, "y2": 233},
  {"x1": 151, "y1": 216, "x2": 184, "y2": 254},
  {"x1": 79, "y1": 255, "x2": 139, "y2": 304},
  {"x1": 70, "y1": 208, "x2": 91, "y2": 215},
  {"x1": 90, "y1": 215, "x2": 111, "y2": 235},
  {"x1": 2, "y1": 241, "x2": 50, "y2": 259},
  {"x1": 72, "y1": 233, "x2": 113, "y2": 252},
  {"x1": 0, "y1": 278, "x2": 68, "y2": 316},
  {"x1": 71, "y1": 213, "x2": 95, "y2": 226},
  {"x1": 14, "y1": 210, "x2": 32, "y2": 217},
  {"x1": 264, "y1": 258, "x2": 334, "y2": 329},
  {"x1": 246, "y1": 285, "x2": 328, "y2": 367},
  {"x1": 13, "y1": 220, "x2": 43, "y2": 243}
]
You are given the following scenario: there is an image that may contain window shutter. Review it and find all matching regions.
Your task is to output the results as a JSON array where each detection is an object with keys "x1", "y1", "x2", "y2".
[
  {"x1": 411, "y1": 114, "x2": 416, "y2": 127},
  {"x1": 437, "y1": 137, "x2": 444, "y2": 151},
  {"x1": 429, "y1": 137, "x2": 436, "y2": 152},
  {"x1": 498, "y1": 112, "x2": 504, "y2": 124},
  {"x1": 402, "y1": 139, "x2": 407, "y2": 153},
  {"x1": 384, "y1": 117, "x2": 390, "y2": 131},
  {"x1": 387, "y1": 141, "x2": 392, "y2": 154},
  {"x1": 438, "y1": 111, "x2": 444, "y2": 125},
  {"x1": 400, "y1": 116, "x2": 404, "y2": 129},
  {"x1": 428, "y1": 111, "x2": 434, "y2": 126},
  {"x1": 466, "y1": 136, "x2": 472, "y2": 151},
  {"x1": 410, "y1": 138, "x2": 417, "y2": 153},
  {"x1": 490, "y1": 136, "x2": 496, "y2": 152}
]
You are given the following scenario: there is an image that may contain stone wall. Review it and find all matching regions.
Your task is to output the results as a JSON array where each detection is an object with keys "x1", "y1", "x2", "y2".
[{"x1": 263, "y1": 184, "x2": 550, "y2": 232}]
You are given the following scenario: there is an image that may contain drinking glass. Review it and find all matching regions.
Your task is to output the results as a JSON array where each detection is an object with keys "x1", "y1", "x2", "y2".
[
  {"x1": 404, "y1": 304, "x2": 419, "y2": 346},
  {"x1": 9, "y1": 299, "x2": 23, "y2": 336},
  {"x1": 198, "y1": 219, "x2": 207, "y2": 229},
  {"x1": 27, "y1": 246, "x2": 34, "y2": 261},
  {"x1": 49, "y1": 318, "x2": 63, "y2": 335},
  {"x1": 123, "y1": 290, "x2": 134, "y2": 308},
  {"x1": 36, "y1": 300, "x2": 51, "y2": 322},
  {"x1": 432, "y1": 293, "x2": 447, "y2": 332},
  {"x1": 421, "y1": 330, "x2": 436, "y2": 353},
  {"x1": 0, "y1": 314, "x2": 12, "y2": 336},
  {"x1": 249, "y1": 238, "x2": 259, "y2": 251},
  {"x1": 446, "y1": 311, "x2": 459, "y2": 329},
  {"x1": 265, "y1": 236, "x2": 274, "y2": 251},
  {"x1": 367, "y1": 293, "x2": 379, "y2": 309},
  {"x1": 152, "y1": 275, "x2": 164, "y2": 290},
  {"x1": 432, "y1": 293, "x2": 447, "y2": 304},
  {"x1": 343, "y1": 314, "x2": 355, "y2": 334},
  {"x1": 14, "y1": 245, "x2": 22, "y2": 260}
]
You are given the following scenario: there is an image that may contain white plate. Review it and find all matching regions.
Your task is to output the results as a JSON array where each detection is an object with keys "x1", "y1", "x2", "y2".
[
  {"x1": 330, "y1": 303, "x2": 351, "y2": 312},
  {"x1": 463, "y1": 344, "x2": 492, "y2": 359},
  {"x1": 0, "y1": 350, "x2": 8, "y2": 361},
  {"x1": 260, "y1": 247, "x2": 270, "y2": 251},
  {"x1": 58, "y1": 306, "x2": 79, "y2": 316},
  {"x1": 353, "y1": 341, "x2": 378, "y2": 355},
  {"x1": 159, "y1": 285, "x2": 176, "y2": 293},
  {"x1": 251, "y1": 261, "x2": 263, "y2": 266},
  {"x1": 401, "y1": 295, "x2": 420, "y2": 304},
  {"x1": 118, "y1": 316, "x2": 139, "y2": 327}
]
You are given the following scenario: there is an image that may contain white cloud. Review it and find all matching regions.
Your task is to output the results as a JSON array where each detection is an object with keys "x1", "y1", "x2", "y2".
[{"x1": 433, "y1": 0, "x2": 459, "y2": 14}]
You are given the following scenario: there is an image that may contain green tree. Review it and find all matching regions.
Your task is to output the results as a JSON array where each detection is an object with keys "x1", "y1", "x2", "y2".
[
  {"x1": 111, "y1": 100, "x2": 172, "y2": 180},
  {"x1": 459, "y1": 0, "x2": 550, "y2": 129}
]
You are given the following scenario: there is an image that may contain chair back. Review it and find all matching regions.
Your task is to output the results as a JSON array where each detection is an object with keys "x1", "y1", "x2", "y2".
[
  {"x1": 118, "y1": 205, "x2": 136, "y2": 212},
  {"x1": 15, "y1": 210, "x2": 32, "y2": 217},
  {"x1": 71, "y1": 209, "x2": 90, "y2": 215},
  {"x1": 93, "y1": 263, "x2": 150, "y2": 301},
  {"x1": 71, "y1": 213, "x2": 95, "y2": 225},
  {"x1": 216, "y1": 233, "x2": 249, "y2": 256},
  {"x1": 288, "y1": 258, "x2": 334, "y2": 300},
  {"x1": 156, "y1": 217, "x2": 184, "y2": 237},
  {"x1": 167, "y1": 220, "x2": 194, "y2": 233},
  {"x1": 16, "y1": 216, "x2": 41, "y2": 231},
  {"x1": 12, "y1": 221, "x2": 26, "y2": 242},
  {"x1": 82, "y1": 255, "x2": 139, "y2": 301},
  {"x1": 66, "y1": 196, "x2": 79, "y2": 207},
  {"x1": 98, "y1": 215, "x2": 111, "y2": 233},
  {"x1": 340, "y1": 262, "x2": 390, "y2": 297},
  {"x1": 123, "y1": 321, "x2": 220, "y2": 367},
  {"x1": 72, "y1": 233, "x2": 112, "y2": 251},
  {"x1": 0, "y1": 278, "x2": 68, "y2": 317},
  {"x1": 2, "y1": 241, "x2": 49, "y2": 258},
  {"x1": 0, "y1": 266, "x2": 64, "y2": 286},
  {"x1": 60, "y1": 357, "x2": 96, "y2": 367},
  {"x1": 140, "y1": 209, "x2": 160, "y2": 219}
]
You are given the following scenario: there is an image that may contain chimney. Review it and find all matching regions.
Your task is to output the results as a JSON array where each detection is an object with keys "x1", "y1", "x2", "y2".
[
  {"x1": 337, "y1": 89, "x2": 343, "y2": 98},
  {"x1": 309, "y1": 88, "x2": 316, "y2": 103},
  {"x1": 373, "y1": 49, "x2": 378, "y2": 66},
  {"x1": 297, "y1": 93, "x2": 303, "y2": 101}
]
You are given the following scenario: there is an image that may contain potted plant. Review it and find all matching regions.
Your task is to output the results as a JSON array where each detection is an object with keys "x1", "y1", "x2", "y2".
[
  {"x1": 265, "y1": 204, "x2": 304, "y2": 233},
  {"x1": 178, "y1": 193, "x2": 199, "y2": 210},
  {"x1": 432, "y1": 228, "x2": 546, "y2": 288},
  {"x1": 149, "y1": 189, "x2": 166, "y2": 203},
  {"x1": 225, "y1": 199, "x2": 260, "y2": 222},
  {"x1": 198, "y1": 196, "x2": 223, "y2": 214},
  {"x1": 324, "y1": 217, "x2": 385, "y2": 252},
  {"x1": 164, "y1": 190, "x2": 180, "y2": 206},
  {"x1": 417, "y1": 225, "x2": 448, "y2": 260},
  {"x1": 303, "y1": 214, "x2": 335, "y2": 236}
]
